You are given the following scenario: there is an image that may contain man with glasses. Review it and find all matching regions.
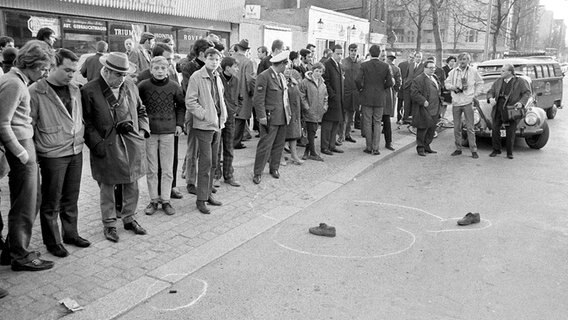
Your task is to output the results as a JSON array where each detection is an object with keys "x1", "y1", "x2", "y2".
[
  {"x1": 445, "y1": 52, "x2": 483, "y2": 159},
  {"x1": 82, "y1": 52, "x2": 150, "y2": 242}
]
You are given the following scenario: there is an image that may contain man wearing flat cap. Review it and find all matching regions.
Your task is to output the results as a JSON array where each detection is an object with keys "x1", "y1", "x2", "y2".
[
  {"x1": 82, "y1": 52, "x2": 150, "y2": 243},
  {"x1": 252, "y1": 51, "x2": 291, "y2": 184},
  {"x1": 129, "y1": 32, "x2": 155, "y2": 78}
]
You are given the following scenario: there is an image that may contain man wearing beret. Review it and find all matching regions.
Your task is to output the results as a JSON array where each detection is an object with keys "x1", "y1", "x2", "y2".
[{"x1": 252, "y1": 51, "x2": 291, "y2": 184}]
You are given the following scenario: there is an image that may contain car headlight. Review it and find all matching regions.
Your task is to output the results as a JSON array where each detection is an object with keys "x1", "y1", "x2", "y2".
[
  {"x1": 524, "y1": 112, "x2": 538, "y2": 126},
  {"x1": 473, "y1": 109, "x2": 481, "y2": 125}
]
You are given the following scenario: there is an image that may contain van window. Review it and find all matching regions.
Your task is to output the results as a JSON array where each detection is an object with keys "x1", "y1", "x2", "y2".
[
  {"x1": 541, "y1": 65, "x2": 550, "y2": 78},
  {"x1": 552, "y1": 64, "x2": 562, "y2": 76},
  {"x1": 535, "y1": 65, "x2": 544, "y2": 78},
  {"x1": 521, "y1": 65, "x2": 536, "y2": 79}
]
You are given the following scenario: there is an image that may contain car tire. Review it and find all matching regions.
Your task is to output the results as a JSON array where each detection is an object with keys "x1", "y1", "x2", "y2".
[
  {"x1": 525, "y1": 121, "x2": 549, "y2": 149},
  {"x1": 546, "y1": 105, "x2": 558, "y2": 119}
]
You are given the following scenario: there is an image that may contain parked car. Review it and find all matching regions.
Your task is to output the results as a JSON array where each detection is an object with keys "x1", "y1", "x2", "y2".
[
  {"x1": 462, "y1": 73, "x2": 549, "y2": 149},
  {"x1": 477, "y1": 57, "x2": 563, "y2": 119}
]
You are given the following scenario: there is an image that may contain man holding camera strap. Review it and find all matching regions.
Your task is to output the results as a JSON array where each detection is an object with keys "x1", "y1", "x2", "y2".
[{"x1": 445, "y1": 52, "x2": 483, "y2": 159}]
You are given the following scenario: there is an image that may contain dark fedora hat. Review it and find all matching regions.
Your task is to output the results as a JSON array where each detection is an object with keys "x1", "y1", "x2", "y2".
[{"x1": 235, "y1": 39, "x2": 250, "y2": 50}]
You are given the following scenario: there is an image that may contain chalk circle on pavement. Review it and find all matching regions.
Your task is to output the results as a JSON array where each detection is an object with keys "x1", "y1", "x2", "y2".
[
  {"x1": 146, "y1": 275, "x2": 208, "y2": 312},
  {"x1": 272, "y1": 201, "x2": 491, "y2": 259}
]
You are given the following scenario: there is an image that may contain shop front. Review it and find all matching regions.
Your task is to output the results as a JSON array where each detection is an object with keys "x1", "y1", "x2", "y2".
[{"x1": 0, "y1": 0, "x2": 243, "y2": 56}]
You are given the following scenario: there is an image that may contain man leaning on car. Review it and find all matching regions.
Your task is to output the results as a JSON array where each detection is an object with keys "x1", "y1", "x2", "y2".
[{"x1": 486, "y1": 64, "x2": 531, "y2": 159}]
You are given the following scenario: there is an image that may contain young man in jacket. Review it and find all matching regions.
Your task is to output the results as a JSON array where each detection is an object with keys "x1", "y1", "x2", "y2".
[
  {"x1": 185, "y1": 48, "x2": 227, "y2": 214},
  {"x1": 30, "y1": 48, "x2": 91, "y2": 258}
]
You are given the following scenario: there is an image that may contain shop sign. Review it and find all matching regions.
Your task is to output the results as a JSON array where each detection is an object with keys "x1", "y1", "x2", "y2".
[
  {"x1": 62, "y1": 18, "x2": 107, "y2": 32},
  {"x1": 245, "y1": 5, "x2": 260, "y2": 19},
  {"x1": 27, "y1": 16, "x2": 60, "y2": 37}
]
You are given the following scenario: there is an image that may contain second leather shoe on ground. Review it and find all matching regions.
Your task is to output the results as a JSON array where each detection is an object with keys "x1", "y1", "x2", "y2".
[
  {"x1": 457, "y1": 212, "x2": 481, "y2": 226},
  {"x1": 224, "y1": 178, "x2": 241, "y2": 187},
  {"x1": 309, "y1": 223, "x2": 336, "y2": 237},
  {"x1": 321, "y1": 149, "x2": 333, "y2": 155},
  {"x1": 47, "y1": 244, "x2": 69, "y2": 258},
  {"x1": 207, "y1": 196, "x2": 222, "y2": 206},
  {"x1": 186, "y1": 184, "x2": 197, "y2": 195},
  {"x1": 270, "y1": 170, "x2": 280, "y2": 179},
  {"x1": 124, "y1": 220, "x2": 147, "y2": 235},
  {"x1": 170, "y1": 188, "x2": 183, "y2": 199},
  {"x1": 489, "y1": 150, "x2": 501, "y2": 157},
  {"x1": 104, "y1": 227, "x2": 119, "y2": 242},
  {"x1": 63, "y1": 236, "x2": 91, "y2": 248},
  {"x1": 253, "y1": 174, "x2": 262, "y2": 184},
  {"x1": 11, "y1": 258, "x2": 54, "y2": 272},
  {"x1": 196, "y1": 200, "x2": 211, "y2": 214},
  {"x1": 385, "y1": 144, "x2": 395, "y2": 151}
]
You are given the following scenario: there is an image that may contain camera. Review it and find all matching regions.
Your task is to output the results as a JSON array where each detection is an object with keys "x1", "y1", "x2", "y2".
[{"x1": 454, "y1": 87, "x2": 464, "y2": 94}]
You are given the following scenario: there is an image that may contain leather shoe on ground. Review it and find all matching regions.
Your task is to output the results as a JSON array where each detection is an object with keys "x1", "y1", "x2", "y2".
[
  {"x1": 170, "y1": 188, "x2": 183, "y2": 199},
  {"x1": 507, "y1": 154, "x2": 514, "y2": 159},
  {"x1": 425, "y1": 148, "x2": 437, "y2": 154},
  {"x1": 363, "y1": 149, "x2": 372, "y2": 154},
  {"x1": 385, "y1": 144, "x2": 395, "y2": 151},
  {"x1": 63, "y1": 236, "x2": 91, "y2": 248},
  {"x1": 309, "y1": 223, "x2": 336, "y2": 237},
  {"x1": 308, "y1": 154, "x2": 324, "y2": 162},
  {"x1": 371, "y1": 150, "x2": 380, "y2": 155},
  {"x1": 335, "y1": 140, "x2": 343, "y2": 146},
  {"x1": 234, "y1": 143, "x2": 246, "y2": 149},
  {"x1": 253, "y1": 174, "x2": 262, "y2": 184},
  {"x1": 457, "y1": 212, "x2": 481, "y2": 226},
  {"x1": 321, "y1": 149, "x2": 333, "y2": 155},
  {"x1": 186, "y1": 184, "x2": 196, "y2": 195},
  {"x1": 489, "y1": 150, "x2": 501, "y2": 157},
  {"x1": 196, "y1": 200, "x2": 211, "y2": 214},
  {"x1": 472, "y1": 152, "x2": 479, "y2": 159},
  {"x1": 144, "y1": 201, "x2": 159, "y2": 215},
  {"x1": 451, "y1": 150, "x2": 462, "y2": 156},
  {"x1": 162, "y1": 202, "x2": 176, "y2": 215},
  {"x1": 104, "y1": 227, "x2": 119, "y2": 242},
  {"x1": 345, "y1": 136, "x2": 357, "y2": 143},
  {"x1": 270, "y1": 170, "x2": 280, "y2": 179},
  {"x1": 11, "y1": 258, "x2": 54, "y2": 272},
  {"x1": 224, "y1": 178, "x2": 241, "y2": 187},
  {"x1": 417, "y1": 150, "x2": 426, "y2": 157},
  {"x1": 47, "y1": 244, "x2": 69, "y2": 258},
  {"x1": 330, "y1": 148, "x2": 344, "y2": 153},
  {"x1": 207, "y1": 196, "x2": 222, "y2": 206},
  {"x1": 0, "y1": 287, "x2": 8, "y2": 299},
  {"x1": 211, "y1": 186, "x2": 217, "y2": 194},
  {"x1": 124, "y1": 220, "x2": 147, "y2": 235}
]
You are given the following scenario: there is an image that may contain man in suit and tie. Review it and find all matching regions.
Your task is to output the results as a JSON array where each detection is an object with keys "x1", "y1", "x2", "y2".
[
  {"x1": 252, "y1": 51, "x2": 291, "y2": 184},
  {"x1": 321, "y1": 45, "x2": 346, "y2": 155},
  {"x1": 410, "y1": 60, "x2": 442, "y2": 156},
  {"x1": 355, "y1": 45, "x2": 394, "y2": 155},
  {"x1": 385, "y1": 51, "x2": 402, "y2": 151},
  {"x1": 398, "y1": 50, "x2": 424, "y2": 124}
]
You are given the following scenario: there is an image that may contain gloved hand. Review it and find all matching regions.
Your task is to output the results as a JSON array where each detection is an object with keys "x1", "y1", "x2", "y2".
[{"x1": 116, "y1": 120, "x2": 135, "y2": 135}]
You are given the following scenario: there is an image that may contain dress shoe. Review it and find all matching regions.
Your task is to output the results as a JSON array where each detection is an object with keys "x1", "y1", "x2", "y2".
[
  {"x1": 507, "y1": 154, "x2": 514, "y2": 159},
  {"x1": 345, "y1": 136, "x2": 357, "y2": 143},
  {"x1": 196, "y1": 200, "x2": 211, "y2": 214},
  {"x1": 335, "y1": 140, "x2": 343, "y2": 146},
  {"x1": 308, "y1": 154, "x2": 324, "y2": 162},
  {"x1": 301, "y1": 153, "x2": 309, "y2": 161},
  {"x1": 186, "y1": 184, "x2": 197, "y2": 195},
  {"x1": 363, "y1": 148, "x2": 372, "y2": 154},
  {"x1": 162, "y1": 202, "x2": 176, "y2": 215},
  {"x1": 252, "y1": 174, "x2": 262, "y2": 184},
  {"x1": 211, "y1": 186, "x2": 217, "y2": 194},
  {"x1": 11, "y1": 258, "x2": 54, "y2": 272},
  {"x1": 330, "y1": 148, "x2": 344, "y2": 153},
  {"x1": 224, "y1": 178, "x2": 241, "y2": 187},
  {"x1": 371, "y1": 150, "x2": 381, "y2": 155},
  {"x1": 47, "y1": 244, "x2": 69, "y2": 258},
  {"x1": 207, "y1": 196, "x2": 222, "y2": 206},
  {"x1": 63, "y1": 236, "x2": 91, "y2": 248},
  {"x1": 234, "y1": 143, "x2": 247, "y2": 149},
  {"x1": 0, "y1": 287, "x2": 8, "y2": 299},
  {"x1": 457, "y1": 212, "x2": 481, "y2": 226},
  {"x1": 417, "y1": 150, "x2": 426, "y2": 157},
  {"x1": 104, "y1": 227, "x2": 119, "y2": 242},
  {"x1": 213, "y1": 179, "x2": 221, "y2": 187},
  {"x1": 170, "y1": 188, "x2": 183, "y2": 199},
  {"x1": 385, "y1": 144, "x2": 395, "y2": 151},
  {"x1": 450, "y1": 150, "x2": 462, "y2": 156},
  {"x1": 309, "y1": 223, "x2": 336, "y2": 237},
  {"x1": 270, "y1": 170, "x2": 280, "y2": 179},
  {"x1": 145, "y1": 201, "x2": 159, "y2": 215},
  {"x1": 489, "y1": 150, "x2": 501, "y2": 157},
  {"x1": 124, "y1": 220, "x2": 147, "y2": 235},
  {"x1": 472, "y1": 152, "x2": 479, "y2": 159},
  {"x1": 321, "y1": 149, "x2": 333, "y2": 155},
  {"x1": 425, "y1": 148, "x2": 437, "y2": 154}
]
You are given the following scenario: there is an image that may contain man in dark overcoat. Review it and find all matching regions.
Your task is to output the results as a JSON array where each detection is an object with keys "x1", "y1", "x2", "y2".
[
  {"x1": 410, "y1": 60, "x2": 442, "y2": 156},
  {"x1": 321, "y1": 45, "x2": 345, "y2": 155},
  {"x1": 82, "y1": 52, "x2": 150, "y2": 242},
  {"x1": 339, "y1": 43, "x2": 361, "y2": 144},
  {"x1": 385, "y1": 51, "x2": 402, "y2": 151}
]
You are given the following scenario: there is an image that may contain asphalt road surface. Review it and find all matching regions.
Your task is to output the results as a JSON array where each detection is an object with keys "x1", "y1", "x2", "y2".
[{"x1": 117, "y1": 100, "x2": 568, "y2": 320}]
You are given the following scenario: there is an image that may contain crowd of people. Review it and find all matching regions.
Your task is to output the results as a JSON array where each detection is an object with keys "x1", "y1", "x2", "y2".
[{"x1": 0, "y1": 27, "x2": 531, "y2": 299}]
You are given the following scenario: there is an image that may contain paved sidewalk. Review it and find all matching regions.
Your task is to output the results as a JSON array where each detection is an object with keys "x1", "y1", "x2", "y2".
[{"x1": 0, "y1": 120, "x2": 423, "y2": 320}]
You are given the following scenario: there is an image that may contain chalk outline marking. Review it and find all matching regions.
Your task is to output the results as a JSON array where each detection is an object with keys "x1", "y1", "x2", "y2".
[{"x1": 145, "y1": 274, "x2": 208, "y2": 312}]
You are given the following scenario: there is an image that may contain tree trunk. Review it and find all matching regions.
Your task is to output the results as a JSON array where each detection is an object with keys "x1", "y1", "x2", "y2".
[
  {"x1": 416, "y1": 26, "x2": 422, "y2": 51},
  {"x1": 430, "y1": 0, "x2": 443, "y2": 67}
]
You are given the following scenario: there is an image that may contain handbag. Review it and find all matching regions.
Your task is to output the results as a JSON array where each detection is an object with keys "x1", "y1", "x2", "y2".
[{"x1": 503, "y1": 103, "x2": 525, "y2": 121}]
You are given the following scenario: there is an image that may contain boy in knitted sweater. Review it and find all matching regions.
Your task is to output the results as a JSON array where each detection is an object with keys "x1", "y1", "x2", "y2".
[{"x1": 138, "y1": 56, "x2": 185, "y2": 215}]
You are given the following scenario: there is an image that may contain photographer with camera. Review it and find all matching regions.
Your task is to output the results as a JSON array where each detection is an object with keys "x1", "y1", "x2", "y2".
[{"x1": 445, "y1": 52, "x2": 483, "y2": 159}]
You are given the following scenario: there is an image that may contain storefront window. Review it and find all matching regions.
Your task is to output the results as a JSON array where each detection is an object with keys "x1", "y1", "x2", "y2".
[
  {"x1": 4, "y1": 11, "x2": 61, "y2": 48},
  {"x1": 148, "y1": 25, "x2": 177, "y2": 52},
  {"x1": 177, "y1": 28, "x2": 208, "y2": 56},
  {"x1": 109, "y1": 23, "x2": 143, "y2": 53},
  {"x1": 62, "y1": 17, "x2": 107, "y2": 55}
]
